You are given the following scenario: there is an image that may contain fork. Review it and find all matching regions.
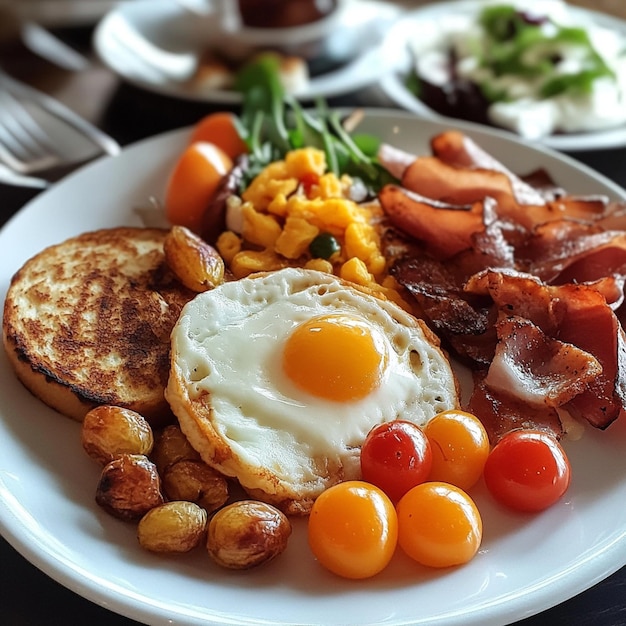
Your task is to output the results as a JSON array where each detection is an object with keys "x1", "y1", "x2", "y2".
[
  {"x1": 0, "y1": 69, "x2": 121, "y2": 186},
  {"x1": 0, "y1": 89, "x2": 62, "y2": 175}
]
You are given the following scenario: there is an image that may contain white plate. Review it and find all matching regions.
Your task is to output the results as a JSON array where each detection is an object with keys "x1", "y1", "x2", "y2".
[
  {"x1": 2, "y1": 110, "x2": 626, "y2": 626},
  {"x1": 379, "y1": 0, "x2": 626, "y2": 152},
  {"x1": 92, "y1": 0, "x2": 403, "y2": 103}
]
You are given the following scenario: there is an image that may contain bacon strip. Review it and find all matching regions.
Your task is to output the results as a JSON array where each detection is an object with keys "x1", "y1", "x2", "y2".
[
  {"x1": 465, "y1": 269, "x2": 565, "y2": 335},
  {"x1": 554, "y1": 284, "x2": 626, "y2": 429},
  {"x1": 485, "y1": 315, "x2": 601, "y2": 408},
  {"x1": 379, "y1": 185, "x2": 486, "y2": 260},
  {"x1": 523, "y1": 224, "x2": 626, "y2": 285},
  {"x1": 468, "y1": 373, "x2": 564, "y2": 444},
  {"x1": 402, "y1": 156, "x2": 519, "y2": 209},
  {"x1": 390, "y1": 252, "x2": 496, "y2": 366},
  {"x1": 467, "y1": 270, "x2": 626, "y2": 430},
  {"x1": 430, "y1": 130, "x2": 547, "y2": 206},
  {"x1": 381, "y1": 130, "x2": 626, "y2": 435}
]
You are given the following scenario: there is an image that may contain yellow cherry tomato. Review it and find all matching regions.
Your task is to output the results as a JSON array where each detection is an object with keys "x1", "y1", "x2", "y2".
[
  {"x1": 308, "y1": 480, "x2": 398, "y2": 579},
  {"x1": 424, "y1": 409, "x2": 490, "y2": 491},
  {"x1": 165, "y1": 141, "x2": 233, "y2": 233},
  {"x1": 397, "y1": 481, "x2": 482, "y2": 568}
]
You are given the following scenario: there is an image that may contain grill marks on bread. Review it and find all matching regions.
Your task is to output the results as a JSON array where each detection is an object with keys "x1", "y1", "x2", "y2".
[{"x1": 3, "y1": 228, "x2": 194, "y2": 423}]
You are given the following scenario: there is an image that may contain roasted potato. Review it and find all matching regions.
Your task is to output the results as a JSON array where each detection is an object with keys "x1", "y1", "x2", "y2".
[
  {"x1": 207, "y1": 500, "x2": 291, "y2": 570},
  {"x1": 96, "y1": 454, "x2": 164, "y2": 522},
  {"x1": 82, "y1": 405, "x2": 154, "y2": 465},
  {"x1": 138, "y1": 501, "x2": 207, "y2": 553},
  {"x1": 151, "y1": 424, "x2": 200, "y2": 474},
  {"x1": 164, "y1": 225, "x2": 225, "y2": 292},
  {"x1": 162, "y1": 459, "x2": 229, "y2": 513}
]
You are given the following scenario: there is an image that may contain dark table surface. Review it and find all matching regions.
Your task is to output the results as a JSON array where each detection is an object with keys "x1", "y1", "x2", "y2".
[{"x1": 2, "y1": 13, "x2": 626, "y2": 626}]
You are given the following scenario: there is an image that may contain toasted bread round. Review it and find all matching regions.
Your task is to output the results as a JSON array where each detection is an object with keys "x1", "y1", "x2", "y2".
[
  {"x1": 3, "y1": 227, "x2": 194, "y2": 423},
  {"x1": 166, "y1": 268, "x2": 459, "y2": 515}
]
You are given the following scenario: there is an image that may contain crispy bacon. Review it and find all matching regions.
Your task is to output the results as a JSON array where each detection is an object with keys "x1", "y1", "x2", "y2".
[
  {"x1": 430, "y1": 130, "x2": 547, "y2": 206},
  {"x1": 378, "y1": 185, "x2": 487, "y2": 259},
  {"x1": 463, "y1": 269, "x2": 626, "y2": 429},
  {"x1": 485, "y1": 315, "x2": 601, "y2": 408},
  {"x1": 468, "y1": 373, "x2": 564, "y2": 444},
  {"x1": 553, "y1": 283, "x2": 626, "y2": 429},
  {"x1": 380, "y1": 130, "x2": 626, "y2": 436},
  {"x1": 390, "y1": 252, "x2": 496, "y2": 366},
  {"x1": 522, "y1": 224, "x2": 626, "y2": 285},
  {"x1": 465, "y1": 269, "x2": 565, "y2": 335}
]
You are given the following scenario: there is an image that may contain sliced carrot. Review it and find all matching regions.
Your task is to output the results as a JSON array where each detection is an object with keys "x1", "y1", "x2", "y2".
[
  {"x1": 189, "y1": 112, "x2": 248, "y2": 160},
  {"x1": 165, "y1": 142, "x2": 233, "y2": 233}
]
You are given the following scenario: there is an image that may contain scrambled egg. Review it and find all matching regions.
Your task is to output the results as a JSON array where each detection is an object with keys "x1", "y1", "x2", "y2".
[{"x1": 216, "y1": 147, "x2": 405, "y2": 307}]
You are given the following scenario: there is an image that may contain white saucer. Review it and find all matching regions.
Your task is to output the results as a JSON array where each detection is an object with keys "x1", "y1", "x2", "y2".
[{"x1": 93, "y1": 0, "x2": 405, "y2": 103}]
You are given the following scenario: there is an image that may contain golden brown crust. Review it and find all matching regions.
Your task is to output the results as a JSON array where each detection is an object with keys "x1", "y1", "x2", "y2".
[{"x1": 2, "y1": 227, "x2": 194, "y2": 423}]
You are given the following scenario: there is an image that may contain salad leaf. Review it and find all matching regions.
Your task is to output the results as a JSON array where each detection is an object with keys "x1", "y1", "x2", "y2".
[
  {"x1": 540, "y1": 66, "x2": 614, "y2": 97},
  {"x1": 476, "y1": 5, "x2": 615, "y2": 102},
  {"x1": 480, "y1": 5, "x2": 523, "y2": 42},
  {"x1": 233, "y1": 54, "x2": 396, "y2": 193}
]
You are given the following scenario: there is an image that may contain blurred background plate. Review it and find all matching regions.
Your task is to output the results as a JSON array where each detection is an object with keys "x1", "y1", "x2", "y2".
[
  {"x1": 378, "y1": 0, "x2": 626, "y2": 152},
  {"x1": 92, "y1": 0, "x2": 405, "y2": 103}
]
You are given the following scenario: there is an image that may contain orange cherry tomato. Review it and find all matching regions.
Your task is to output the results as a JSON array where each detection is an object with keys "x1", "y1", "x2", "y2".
[
  {"x1": 397, "y1": 482, "x2": 482, "y2": 568},
  {"x1": 424, "y1": 409, "x2": 490, "y2": 491},
  {"x1": 165, "y1": 142, "x2": 233, "y2": 233},
  {"x1": 483, "y1": 429, "x2": 571, "y2": 513},
  {"x1": 308, "y1": 480, "x2": 398, "y2": 579},
  {"x1": 189, "y1": 112, "x2": 248, "y2": 160}
]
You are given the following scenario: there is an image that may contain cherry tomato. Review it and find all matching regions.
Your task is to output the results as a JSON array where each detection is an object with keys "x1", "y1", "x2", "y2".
[
  {"x1": 360, "y1": 420, "x2": 432, "y2": 503},
  {"x1": 308, "y1": 480, "x2": 398, "y2": 579},
  {"x1": 396, "y1": 481, "x2": 482, "y2": 568},
  {"x1": 189, "y1": 112, "x2": 248, "y2": 159},
  {"x1": 424, "y1": 409, "x2": 490, "y2": 491},
  {"x1": 165, "y1": 142, "x2": 233, "y2": 233},
  {"x1": 483, "y1": 429, "x2": 571, "y2": 513}
]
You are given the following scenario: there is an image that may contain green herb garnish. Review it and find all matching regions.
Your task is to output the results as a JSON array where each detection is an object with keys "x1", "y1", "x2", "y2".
[{"x1": 233, "y1": 54, "x2": 397, "y2": 193}]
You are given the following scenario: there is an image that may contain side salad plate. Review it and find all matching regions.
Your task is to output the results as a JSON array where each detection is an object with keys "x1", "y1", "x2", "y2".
[
  {"x1": 2, "y1": 111, "x2": 626, "y2": 625},
  {"x1": 379, "y1": 0, "x2": 626, "y2": 152}
]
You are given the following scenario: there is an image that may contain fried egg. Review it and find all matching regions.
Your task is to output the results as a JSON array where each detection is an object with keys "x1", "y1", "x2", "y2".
[{"x1": 166, "y1": 268, "x2": 459, "y2": 514}]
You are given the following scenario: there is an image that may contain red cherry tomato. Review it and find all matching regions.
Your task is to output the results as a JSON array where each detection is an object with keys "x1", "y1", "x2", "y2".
[
  {"x1": 360, "y1": 420, "x2": 432, "y2": 503},
  {"x1": 483, "y1": 429, "x2": 571, "y2": 513},
  {"x1": 308, "y1": 480, "x2": 398, "y2": 579}
]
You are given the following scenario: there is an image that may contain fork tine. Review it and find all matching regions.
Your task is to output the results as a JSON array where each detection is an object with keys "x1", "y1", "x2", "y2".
[
  {"x1": 0, "y1": 90, "x2": 61, "y2": 173},
  {"x1": 0, "y1": 69, "x2": 120, "y2": 185}
]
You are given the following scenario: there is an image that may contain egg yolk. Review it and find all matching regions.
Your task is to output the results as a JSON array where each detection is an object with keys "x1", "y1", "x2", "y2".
[{"x1": 282, "y1": 314, "x2": 387, "y2": 402}]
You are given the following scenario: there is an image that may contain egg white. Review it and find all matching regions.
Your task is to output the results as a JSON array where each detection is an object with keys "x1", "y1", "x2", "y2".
[{"x1": 168, "y1": 268, "x2": 459, "y2": 505}]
